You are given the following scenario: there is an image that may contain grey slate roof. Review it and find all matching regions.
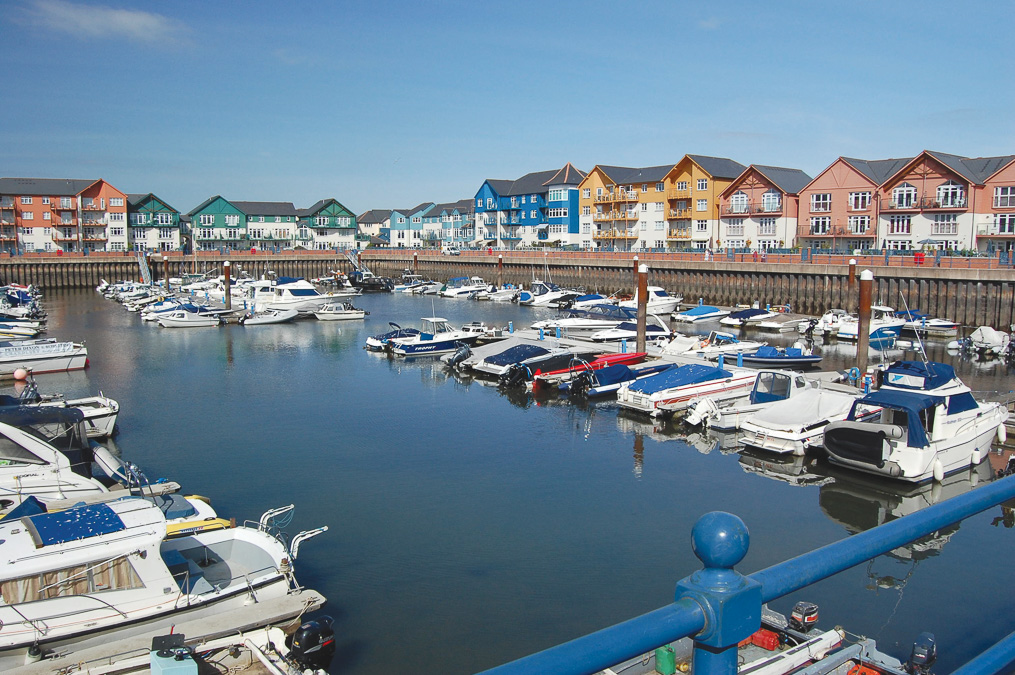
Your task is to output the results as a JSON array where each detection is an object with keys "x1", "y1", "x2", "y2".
[
  {"x1": 127, "y1": 192, "x2": 180, "y2": 213},
  {"x1": 959, "y1": 155, "x2": 1015, "y2": 182},
  {"x1": 542, "y1": 163, "x2": 587, "y2": 186},
  {"x1": 230, "y1": 201, "x2": 299, "y2": 217},
  {"x1": 750, "y1": 165, "x2": 813, "y2": 195},
  {"x1": 926, "y1": 151, "x2": 1015, "y2": 185},
  {"x1": 391, "y1": 202, "x2": 435, "y2": 217},
  {"x1": 0, "y1": 177, "x2": 99, "y2": 196},
  {"x1": 840, "y1": 157, "x2": 914, "y2": 186},
  {"x1": 358, "y1": 209, "x2": 392, "y2": 224},
  {"x1": 686, "y1": 155, "x2": 747, "y2": 180},
  {"x1": 432, "y1": 199, "x2": 475, "y2": 216},
  {"x1": 597, "y1": 165, "x2": 675, "y2": 185}
]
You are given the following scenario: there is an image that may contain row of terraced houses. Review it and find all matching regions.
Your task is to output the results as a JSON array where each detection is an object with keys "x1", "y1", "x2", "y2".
[{"x1": 2, "y1": 148, "x2": 1015, "y2": 255}]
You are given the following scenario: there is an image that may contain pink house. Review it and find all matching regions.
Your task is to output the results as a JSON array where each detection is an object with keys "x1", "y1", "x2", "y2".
[{"x1": 717, "y1": 165, "x2": 811, "y2": 250}]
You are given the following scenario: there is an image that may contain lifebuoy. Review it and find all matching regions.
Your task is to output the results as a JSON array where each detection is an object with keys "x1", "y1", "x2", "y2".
[{"x1": 848, "y1": 367, "x2": 861, "y2": 382}]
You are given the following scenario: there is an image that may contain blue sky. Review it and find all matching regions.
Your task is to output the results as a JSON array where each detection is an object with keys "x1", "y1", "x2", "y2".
[{"x1": 3, "y1": 0, "x2": 1012, "y2": 215}]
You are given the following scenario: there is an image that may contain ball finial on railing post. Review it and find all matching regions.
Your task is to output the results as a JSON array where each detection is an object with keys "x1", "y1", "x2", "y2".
[{"x1": 691, "y1": 511, "x2": 750, "y2": 569}]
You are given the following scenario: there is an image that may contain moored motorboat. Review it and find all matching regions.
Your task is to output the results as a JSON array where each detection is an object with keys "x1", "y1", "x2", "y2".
[
  {"x1": 517, "y1": 280, "x2": 580, "y2": 307},
  {"x1": 157, "y1": 309, "x2": 221, "y2": 328},
  {"x1": 685, "y1": 370, "x2": 814, "y2": 431},
  {"x1": 388, "y1": 317, "x2": 480, "y2": 356},
  {"x1": 719, "y1": 307, "x2": 779, "y2": 327},
  {"x1": 239, "y1": 308, "x2": 300, "y2": 325},
  {"x1": 530, "y1": 352, "x2": 647, "y2": 390},
  {"x1": 895, "y1": 309, "x2": 959, "y2": 338},
  {"x1": 616, "y1": 363, "x2": 756, "y2": 417},
  {"x1": 737, "y1": 344, "x2": 823, "y2": 368},
  {"x1": 835, "y1": 305, "x2": 906, "y2": 341},
  {"x1": 588, "y1": 314, "x2": 672, "y2": 343},
  {"x1": 440, "y1": 276, "x2": 489, "y2": 298},
  {"x1": 656, "y1": 330, "x2": 766, "y2": 360},
  {"x1": 0, "y1": 339, "x2": 88, "y2": 376},
  {"x1": 618, "y1": 286, "x2": 682, "y2": 314},
  {"x1": 672, "y1": 304, "x2": 729, "y2": 323},
  {"x1": 739, "y1": 388, "x2": 860, "y2": 456},
  {"x1": 823, "y1": 360, "x2": 1008, "y2": 482},
  {"x1": 313, "y1": 301, "x2": 368, "y2": 321},
  {"x1": 566, "y1": 361, "x2": 673, "y2": 398},
  {"x1": 364, "y1": 322, "x2": 421, "y2": 351}
]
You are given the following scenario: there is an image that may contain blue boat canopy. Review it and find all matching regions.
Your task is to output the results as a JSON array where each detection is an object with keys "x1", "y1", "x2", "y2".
[
  {"x1": 277, "y1": 276, "x2": 303, "y2": 284},
  {"x1": 627, "y1": 364, "x2": 729, "y2": 395},
  {"x1": 883, "y1": 361, "x2": 956, "y2": 391},
  {"x1": 752, "y1": 345, "x2": 804, "y2": 358},
  {"x1": 679, "y1": 305, "x2": 720, "y2": 317},
  {"x1": 849, "y1": 388, "x2": 947, "y2": 448},
  {"x1": 729, "y1": 308, "x2": 769, "y2": 320},
  {"x1": 485, "y1": 344, "x2": 551, "y2": 366}
]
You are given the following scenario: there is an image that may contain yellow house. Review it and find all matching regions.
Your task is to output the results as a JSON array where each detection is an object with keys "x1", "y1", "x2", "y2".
[
  {"x1": 662, "y1": 155, "x2": 746, "y2": 250},
  {"x1": 577, "y1": 164, "x2": 675, "y2": 251}
]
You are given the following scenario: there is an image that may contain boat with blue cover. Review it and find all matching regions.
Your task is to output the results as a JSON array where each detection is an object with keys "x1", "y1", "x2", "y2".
[
  {"x1": 895, "y1": 309, "x2": 959, "y2": 338},
  {"x1": 470, "y1": 343, "x2": 596, "y2": 379},
  {"x1": 616, "y1": 363, "x2": 756, "y2": 417},
  {"x1": 388, "y1": 317, "x2": 481, "y2": 356},
  {"x1": 589, "y1": 315, "x2": 672, "y2": 342},
  {"x1": 517, "y1": 280, "x2": 580, "y2": 307},
  {"x1": 530, "y1": 304, "x2": 638, "y2": 335},
  {"x1": 823, "y1": 360, "x2": 1008, "y2": 483},
  {"x1": 672, "y1": 304, "x2": 729, "y2": 322},
  {"x1": 738, "y1": 344, "x2": 823, "y2": 368},
  {"x1": 719, "y1": 307, "x2": 779, "y2": 327},
  {"x1": 364, "y1": 322, "x2": 421, "y2": 351},
  {"x1": 564, "y1": 362, "x2": 672, "y2": 398}
]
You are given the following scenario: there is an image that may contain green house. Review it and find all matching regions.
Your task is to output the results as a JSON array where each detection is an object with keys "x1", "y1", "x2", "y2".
[
  {"x1": 297, "y1": 199, "x2": 358, "y2": 250},
  {"x1": 128, "y1": 193, "x2": 182, "y2": 252}
]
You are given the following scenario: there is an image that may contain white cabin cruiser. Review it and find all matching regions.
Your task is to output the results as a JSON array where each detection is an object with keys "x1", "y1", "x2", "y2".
[
  {"x1": 616, "y1": 363, "x2": 756, "y2": 417},
  {"x1": 823, "y1": 360, "x2": 1008, "y2": 483},
  {"x1": 517, "y1": 280, "x2": 580, "y2": 307},
  {"x1": 0, "y1": 339, "x2": 88, "y2": 376},
  {"x1": 835, "y1": 305, "x2": 906, "y2": 341},
  {"x1": 719, "y1": 307, "x2": 780, "y2": 327},
  {"x1": 314, "y1": 301, "x2": 368, "y2": 321},
  {"x1": 739, "y1": 389, "x2": 860, "y2": 456},
  {"x1": 388, "y1": 317, "x2": 480, "y2": 356},
  {"x1": 619, "y1": 286, "x2": 682, "y2": 314},
  {"x1": 157, "y1": 310, "x2": 221, "y2": 328},
  {"x1": 249, "y1": 277, "x2": 355, "y2": 314},
  {"x1": 672, "y1": 305, "x2": 729, "y2": 323},
  {"x1": 685, "y1": 370, "x2": 813, "y2": 431},
  {"x1": 440, "y1": 276, "x2": 489, "y2": 298},
  {"x1": 589, "y1": 314, "x2": 672, "y2": 343},
  {"x1": 0, "y1": 499, "x2": 326, "y2": 670},
  {"x1": 655, "y1": 331, "x2": 766, "y2": 361},
  {"x1": 530, "y1": 304, "x2": 638, "y2": 336}
]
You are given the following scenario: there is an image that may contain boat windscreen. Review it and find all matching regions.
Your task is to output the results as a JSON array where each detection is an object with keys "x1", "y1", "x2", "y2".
[{"x1": 0, "y1": 434, "x2": 45, "y2": 464}]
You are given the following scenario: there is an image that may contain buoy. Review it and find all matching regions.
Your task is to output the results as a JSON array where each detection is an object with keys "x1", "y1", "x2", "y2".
[
  {"x1": 932, "y1": 459, "x2": 944, "y2": 482},
  {"x1": 13, "y1": 368, "x2": 28, "y2": 381}
]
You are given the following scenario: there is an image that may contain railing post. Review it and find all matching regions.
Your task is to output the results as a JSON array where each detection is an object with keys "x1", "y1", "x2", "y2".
[{"x1": 675, "y1": 512, "x2": 761, "y2": 675}]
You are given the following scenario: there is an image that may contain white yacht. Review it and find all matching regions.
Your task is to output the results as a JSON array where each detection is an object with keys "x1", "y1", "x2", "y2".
[
  {"x1": 618, "y1": 286, "x2": 682, "y2": 315},
  {"x1": 440, "y1": 276, "x2": 492, "y2": 298},
  {"x1": 517, "y1": 280, "x2": 580, "y2": 307},
  {"x1": 0, "y1": 339, "x2": 88, "y2": 376},
  {"x1": 834, "y1": 305, "x2": 907, "y2": 341},
  {"x1": 0, "y1": 499, "x2": 326, "y2": 669},
  {"x1": 247, "y1": 277, "x2": 359, "y2": 314}
]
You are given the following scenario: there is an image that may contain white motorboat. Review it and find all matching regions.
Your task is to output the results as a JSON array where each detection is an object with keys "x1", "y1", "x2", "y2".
[
  {"x1": 895, "y1": 310, "x2": 959, "y2": 338},
  {"x1": 473, "y1": 284, "x2": 519, "y2": 302},
  {"x1": 517, "y1": 280, "x2": 581, "y2": 307},
  {"x1": 440, "y1": 276, "x2": 490, "y2": 298},
  {"x1": 531, "y1": 304, "x2": 639, "y2": 336},
  {"x1": 719, "y1": 307, "x2": 780, "y2": 327},
  {"x1": 470, "y1": 343, "x2": 598, "y2": 381},
  {"x1": 0, "y1": 499, "x2": 327, "y2": 670},
  {"x1": 563, "y1": 293, "x2": 617, "y2": 310},
  {"x1": 0, "y1": 339, "x2": 88, "y2": 376},
  {"x1": 823, "y1": 360, "x2": 1008, "y2": 483},
  {"x1": 589, "y1": 314, "x2": 672, "y2": 343},
  {"x1": 388, "y1": 317, "x2": 481, "y2": 356},
  {"x1": 672, "y1": 304, "x2": 729, "y2": 323},
  {"x1": 739, "y1": 389, "x2": 860, "y2": 456},
  {"x1": 616, "y1": 363, "x2": 756, "y2": 417},
  {"x1": 257, "y1": 277, "x2": 356, "y2": 313},
  {"x1": 835, "y1": 305, "x2": 906, "y2": 341},
  {"x1": 4, "y1": 380, "x2": 120, "y2": 439},
  {"x1": 811, "y1": 308, "x2": 849, "y2": 335},
  {"x1": 655, "y1": 330, "x2": 766, "y2": 361},
  {"x1": 157, "y1": 310, "x2": 221, "y2": 328},
  {"x1": 618, "y1": 286, "x2": 682, "y2": 315},
  {"x1": 952, "y1": 325, "x2": 1010, "y2": 356},
  {"x1": 314, "y1": 302, "x2": 368, "y2": 321},
  {"x1": 239, "y1": 308, "x2": 300, "y2": 325},
  {"x1": 685, "y1": 370, "x2": 814, "y2": 431}
]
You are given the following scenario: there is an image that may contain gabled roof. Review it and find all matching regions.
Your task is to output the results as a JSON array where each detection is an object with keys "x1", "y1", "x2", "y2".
[
  {"x1": 750, "y1": 165, "x2": 813, "y2": 195},
  {"x1": 0, "y1": 177, "x2": 100, "y2": 196},
  {"x1": 432, "y1": 199, "x2": 475, "y2": 216},
  {"x1": 542, "y1": 163, "x2": 587, "y2": 187},
  {"x1": 188, "y1": 195, "x2": 227, "y2": 216},
  {"x1": 391, "y1": 202, "x2": 435, "y2": 217},
  {"x1": 127, "y1": 192, "x2": 179, "y2": 213},
  {"x1": 963, "y1": 155, "x2": 1015, "y2": 183},
  {"x1": 840, "y1": 157, "x2": 914, "y2": 186},
  {"x1": 686, "y1": 155, "x2": 747, "y2": 180},
  {"x1": 597, "y1": 165, "x2": 675, "y2": 185},
  {"x1": 358, "y1": 209, "x2": 391, "y2": 224},
  {"x1": 230, "y1": 201, "x2": 298, "y2": 217},
  {"x1": 298, "y1": 198, "x2": 355, "y2": 218},
  {"x1": 925, "y1": 150, "x2": 1015, "y2": 185},
  {"x1": 482, "y1": 180, "x2": 514, "y2": 197}
]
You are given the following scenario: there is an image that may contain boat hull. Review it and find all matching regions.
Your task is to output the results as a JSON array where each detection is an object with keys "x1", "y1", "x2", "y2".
[{"x1": 0, "y1": 344, "x2": 88, "y2": 377}]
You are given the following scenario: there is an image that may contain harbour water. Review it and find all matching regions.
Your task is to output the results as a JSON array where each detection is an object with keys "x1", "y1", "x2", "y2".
[{"x1": 23, "y1": 289, "x2": 1015, "y2": 674}]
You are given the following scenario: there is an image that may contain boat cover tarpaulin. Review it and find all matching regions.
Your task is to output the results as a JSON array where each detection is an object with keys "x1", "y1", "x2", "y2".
[
  {"x1": 749, "y1": 390, "x2": 856, "y2": 432},
  {"x1": 484, "y1": 344, "x2": 551, "y2": 366},
  {"x1": 849, "y1": 389, "x2": 946, "y2": 448},
  {"x1": 627, "y1": 364, "x2": 724, "y2": 395},
  {"x1": 678, "y1": 305, "x2": 720, "y2": 317},
  {"x1": 24, "y1": 502, "x2": 126, "y2": 548},
  {"x1": 754, "y1": 346, "x2": 804, "y2": 358},
  {"x1": 883, "y1": 361, "x2": 955, "y2": 391}
]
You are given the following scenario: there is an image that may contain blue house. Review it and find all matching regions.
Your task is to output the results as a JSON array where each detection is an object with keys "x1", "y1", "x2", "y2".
[{"x1": 388, "y1": 202, "x2": 435, "y2": 248}]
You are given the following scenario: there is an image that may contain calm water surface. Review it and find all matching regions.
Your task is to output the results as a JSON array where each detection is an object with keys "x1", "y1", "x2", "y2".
[{"x1": 23, "y1": 289, "x2": 1015, "y2": 674}]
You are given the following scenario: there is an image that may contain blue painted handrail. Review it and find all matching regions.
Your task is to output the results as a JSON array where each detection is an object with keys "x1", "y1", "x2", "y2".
[{"x1": 479, "y1": 474, "x2": 1015, "y2": 675}]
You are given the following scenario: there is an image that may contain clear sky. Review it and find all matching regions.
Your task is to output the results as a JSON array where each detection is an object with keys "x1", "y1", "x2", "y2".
[{"x1": 3, "y1": 0, "x2": 1013, "y2": 215}]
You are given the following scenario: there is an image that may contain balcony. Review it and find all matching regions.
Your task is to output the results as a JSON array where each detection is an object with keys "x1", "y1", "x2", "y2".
[
  {"x1": 594, "y1": 190, "x2": 639, "y2": 204},
  {"x1": 52, "y1": 231, "x2": 79, "y2": 242},
  {"x1": 593, "y1": 229, "x2": 638, "y2": 240},
  {"x1": 921, "y1": 195, "x2": 967, "y2": 210},
  {"x1": 667, "y1": 228, "x2": 692, "y2": 240},
  {"x1": 722, "y1": 203, "x2": 783, "y2": 216},
  {"x1": 81, "y1": 202, "x2": 104, "y2": 211},
  {"x1": 668, "y1": 208, "x2": 691, "y2": 218},
  {"x1": 666, "y1": 188, "x2": 691, "y2": 200},
  {"x1": 82, "y1": 234, "x2": 108, "y2": 242}
]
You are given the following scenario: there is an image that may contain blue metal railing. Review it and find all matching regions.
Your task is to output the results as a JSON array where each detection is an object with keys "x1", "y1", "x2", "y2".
[{"x1": 479, "y1": 474, "x2": 1015, "y2": 675}]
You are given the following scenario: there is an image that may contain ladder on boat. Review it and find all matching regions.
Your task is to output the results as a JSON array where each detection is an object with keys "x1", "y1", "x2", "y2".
[{"x1": 135, "y1": 250, "x2": 152, "y2": 285}]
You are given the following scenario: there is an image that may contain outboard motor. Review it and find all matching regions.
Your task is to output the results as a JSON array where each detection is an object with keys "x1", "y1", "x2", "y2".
[
  {"x1": 569, "y1": 370, "x2": 595, "y2": 398},
  {"x1": 447, "y1": 343, "x2": 472, "y2": 368},
  {"x1": 803, "y1": 318, "x2": 818, "y2": 337},
  {"x1": 499, "y1": 363, "x2": 530, "y2": 389},
  {"x1": 288, "y1": 616, "x2": 335, "y2": 671},
  {"x1": 789, "y1": 601, "x2": 819, "y2": 632},
  {"x1": 906, "y1": 632, "x2": 936, "y2": 675}
]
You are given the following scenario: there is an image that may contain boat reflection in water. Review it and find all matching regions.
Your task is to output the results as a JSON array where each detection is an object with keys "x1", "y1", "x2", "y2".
[
  {"x1": 738, "y1": 448, "x2": 833, "y2": 487},
  {"x1": 818, "y1": 459, "x2": 994, "y2": 561}
]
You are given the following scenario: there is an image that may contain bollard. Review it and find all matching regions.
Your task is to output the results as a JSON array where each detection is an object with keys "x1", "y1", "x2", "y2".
[
  {"x1": 508, "y1": 321, "x2": 514, "y2": 333},
  {"x1": 621, "y1": 339, "x2": 627, "y2": 353},
  {"x1": 717, "y1": 354, "x2": 724, "y2": 370},
  {"x1": 698, "y1": 298, "x2": 703, "y2": 306},
  {"x1": 556, "y1": 327, "x2": 561, "y2": 339},
  {"x1": 857, "y1": 270, "x2": 873, "y2": 375},
  {"x1": 539, "y1": 328, "x2": 544, "y2": 340},
  {"x1": 737, "y1": 352, "x2": 743, "y2": 368}
]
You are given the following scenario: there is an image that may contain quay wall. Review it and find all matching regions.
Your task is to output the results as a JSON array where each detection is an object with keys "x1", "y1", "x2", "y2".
[
  {"x1": 2, "y1": 250, "x2": 1014, "y2": 329},
  {"x1": 362, "y1": 251, "x2": 1015, "y2": 330}
]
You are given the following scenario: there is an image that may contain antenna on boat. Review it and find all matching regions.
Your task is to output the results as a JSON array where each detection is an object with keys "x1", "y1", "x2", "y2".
[{"x1": 898, "y1": 291, "x2": 930, "y2": 365}]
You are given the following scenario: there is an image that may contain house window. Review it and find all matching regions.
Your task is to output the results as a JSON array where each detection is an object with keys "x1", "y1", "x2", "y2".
[
  {"x1": 160, "y1": 228, "x2": 174, "y2": 239},
  {"x1": 997, "y1": 213, "x2": 1015, "y2": 234},
  {"x1": 486, "y1": 198, "x2": 494, "y2": 208},
  {"x1": 582, "y1": 189, "x2": 590, "y2": 198},
  {"x1": 696, "y1": 220, "x2": 708, "y2": 232},
  {"x1": 530, "y1": 210, "x2": 538, "y2": 219},
  {"x1": 810, "y1": 216, "x2": 830, "y2": 235},
  {"x1": 936, "y1": 181, "x2": 965, "y2": 208},
  {"x1": 22, "y1": 211, "x2": 33, "y2": 220},
  {"x1": 762, "y1": 190, "x2": 781, "y2": 212},
  {"x1": 548, "y1": 208, "x2": 568, "y2": 218},
  {"x1": 132, "y1": 213, "x2": 147, "y2": 225},
  {"x1": 696, "y1": 199, "x2": 707, "y2": 212},
  {"x1": 60, "y1": 198, "x2": 72, "y2": 208},
  {"x1": 697, "y1": 179, "x2": 708, "y2": 191},
  {"x1": 641, "y1": 203, "x2": 648, "y2": 212},
  {"x1": 133, "y1": 228, "x2": 147, "y2": 239},
  {"x1": 889, "y1": 214, "x2": 912, "y2": 234},
  {"x1": 848, "y1": 215, "x2": 870, "y2": 233},
  {"x1": 476, "y1": 198, "x2": 482, "y2": 207},
  {"x1": 156, "y1": 213, "x2": 172, "y2": 225},
  {"x1": 729, "y1": 191, "x2": 749, "y2": 214},
  {"x1": 222, "y1": 214, "x2": 238, "y2": 226},
  {"x1": 109, "y1": 212, "x2": 124, "y2": 221},
  {"x1": 110, "y1": 197, "x2": 124, "y2": 207},
  {"x1": 758, "y1": 218, "x2": 776, "y2": 236},
  {"x1": 993, "y1": 186, "x2": 1015, "y2": 208},
  {"x1": 20, "y1": 197, "x2": 32, "y2": 205},
  {"x1": 198, "y1": 228, "x2": 214, "y2": 238},
  {"x1": 199, "y1": 214, "x2": 215, "y2": 226},
  {"x1": 932, "y1": 213, "x2": 958, "y2": 234},
  {"x1": 227, "y1": 228, "x2": 239, "y2": 239},
  {"x1": 654, "y1": 221, "x2": 664, "y2": 231},
  {"x1": 43, "y1": 212, "x2": 51, "y2": 221},
  {"x1": 726, "y1": 219, "x2": 745, "y2": 237},
  {"x1": 848, "y1": 191, "x2": 871, "y2": 210},
  {"x1": 41, "y1": 197, "x2": 50, "y2": 204},
  {"x1": 109, "y1": 241, "x2": 124, "y2": 251},
  {"x1": 892, "y1": 183, "x2": 917, "y2": 208},
  {"x1": 654, "y1": 202, "x2": 664, "y2": 212},
  {"x1": 249, "y1": 228, "x2": 262, "y2": 239},
  {"x1": 654, "y1": 182, "x2": 663, "y2": 192},
  {"x1": 109, "y1": 227, "x2": 124, "y2": 236},
  {"x1": 810, "y1": 193, "x2": 831, "y2": 212},
  {"x1": 677, "y1": 181, "x2": 688, "y2": 191},
  {"x1": 412, "y1": 216, "x2": 421, "y2": 223},
  {"x1": 548, "y1": 189, "x2": 565, "y2": 201},
  {"x1": 582, "y1": 206, "x2": 590, "y2": 216}
]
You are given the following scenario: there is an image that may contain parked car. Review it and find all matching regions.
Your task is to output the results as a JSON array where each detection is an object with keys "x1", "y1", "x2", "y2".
[{"x1": 442, "y1": 245, "x2": 461, "y2": 256}]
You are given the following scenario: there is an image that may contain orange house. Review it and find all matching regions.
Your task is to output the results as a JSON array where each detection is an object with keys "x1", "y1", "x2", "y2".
[{"x1": 718, "y1": 165, "x2": 811, "y2": 251}]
